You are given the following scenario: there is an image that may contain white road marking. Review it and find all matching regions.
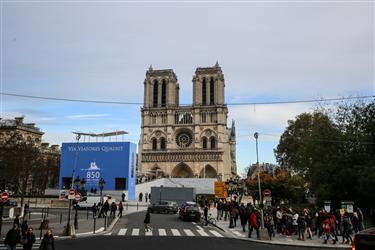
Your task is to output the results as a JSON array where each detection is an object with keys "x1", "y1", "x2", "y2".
[
  {"x1": 132, "y1": 228, "x2": 139, "y2": 236},
  {"x1": 192, "y1": 222, "x2": 197, "y2": 225},
  {"x1": 145, "y1": 230, "x2": 153, "y2": 236},
  {"x1": 118, "y1": 228, "x2": 127, "y2": 236},
  {"x1": 210, "y1": 230, "x2": 224, "y2": 237},
  {"x1": 184, "y1": 229, "x2": 194, "y2": 236},
  {"x1": 158, "y1": 229, "x2": 167, "y2": 236},
  {"x1": 196, "y1": 225, "x2": 203, "y2": 230},
  {"x1": 171, "y1": 229, "x2": 181, "y2": 236},
  {"x1": 197, "y1": 230, "x2": 209, "y2": 236}
]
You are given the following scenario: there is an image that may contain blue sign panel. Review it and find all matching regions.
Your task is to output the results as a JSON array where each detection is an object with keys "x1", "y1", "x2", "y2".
[{"x1": 59, "y1": 142, "x2": 136, "y2": 200}]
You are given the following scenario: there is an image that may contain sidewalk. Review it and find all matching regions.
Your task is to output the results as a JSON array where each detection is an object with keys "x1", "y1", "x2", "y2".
[
  {"x1": 1, "y1": 201, "x2": 148, "y2": 240},
  {"x1": 209, "y1": 208, "x2": 351, "y2": 249}
]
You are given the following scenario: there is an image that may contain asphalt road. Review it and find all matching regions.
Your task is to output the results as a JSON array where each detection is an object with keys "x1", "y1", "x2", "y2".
[{"x1": 55, "y1": 236, "x2": 326, "y2": 250}]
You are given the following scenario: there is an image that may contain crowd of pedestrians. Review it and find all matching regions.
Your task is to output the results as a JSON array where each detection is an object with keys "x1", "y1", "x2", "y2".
[
  {"x1": 4, "y1": 215, "x2": 54, "y2": 250},
  {"x1": 214, "y1": 199, "x2": 369, "y2": 245}
]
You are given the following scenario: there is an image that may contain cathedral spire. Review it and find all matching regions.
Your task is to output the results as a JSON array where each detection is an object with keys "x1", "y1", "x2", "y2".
[
  {"x1": 215, "y1": 61, "x2": 220, "y2": 68},
  {"x1": 231, "y1": 119, "x2": 236, "y2": 137}
]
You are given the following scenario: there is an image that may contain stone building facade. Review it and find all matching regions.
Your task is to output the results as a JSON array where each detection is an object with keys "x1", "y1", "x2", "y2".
[
  {"x1": 138, "y1": 63, "x2": 237, "y2": 180},
  {"x1": 0, "y1": 117, "x2": 61, "y2": 192}
]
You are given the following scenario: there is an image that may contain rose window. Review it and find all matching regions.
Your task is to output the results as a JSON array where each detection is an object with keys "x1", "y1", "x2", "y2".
[{"x1": 176, "y1": 132, "x2": 193, "y2": 148}]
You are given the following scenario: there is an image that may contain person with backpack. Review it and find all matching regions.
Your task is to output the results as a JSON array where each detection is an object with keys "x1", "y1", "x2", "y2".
[
  {"x1": 322, "y1": 215, "x2": 336, "y2": 244},
  {"x1": 118, "y1": 201, "x2": 124, "y2": 218},
  {"x1": 21, "y1": 227, "x2": 36, "y2": 250},
  {"x1": 264, "y1": 211, "x2": 274, "y2": 240},
  {"x1": 39, "y1": 229, "x2": 55, "y2": 250}
]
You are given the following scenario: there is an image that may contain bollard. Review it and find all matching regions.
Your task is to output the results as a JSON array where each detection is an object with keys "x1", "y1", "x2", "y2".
[
  {"x1": 104, "y1": 216, "x2": 107, "y2": 231},
  {"x1": 126, "y1": 203, "x2": 128, "y2": 210},
  {"x1": 41, "y1": 208, "x2": 44, "y2": 219},
  {"x1": 60, "y1": 213, "x2": 62, "y2": 224},
  {"x1": 47, "y1": 207, "x2": 49, "y2": 217},
  {"x1": 87, "y1": 209, "x2": 89, "y2": 220},
  {"x1": 137, "y1": 203, "x2": 138, "y2": 211},
  {"x1": 93, "y1": 217, "x2": 96, "y2": 234},
  {"x1": 28, "y1": 210, "x2": 31, "y2": 220}
]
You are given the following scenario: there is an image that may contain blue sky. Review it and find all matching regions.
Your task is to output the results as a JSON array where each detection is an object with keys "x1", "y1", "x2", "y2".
[{"x1": 1, "y1": 0, "x2": 374, "y2": 176}]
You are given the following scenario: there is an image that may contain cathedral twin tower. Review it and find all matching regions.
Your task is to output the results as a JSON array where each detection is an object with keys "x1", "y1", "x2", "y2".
[{"x1": 138, "y1": 63, "x2": 237, "y2": 180}]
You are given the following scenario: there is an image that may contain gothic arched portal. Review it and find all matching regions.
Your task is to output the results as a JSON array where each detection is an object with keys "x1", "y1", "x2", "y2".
[
  {"x1": 199, "y1": 165, "x2": 217, "y2": 178},
  {"x1": 171, "y1": 163, "x2": 194, "y2": 178}
]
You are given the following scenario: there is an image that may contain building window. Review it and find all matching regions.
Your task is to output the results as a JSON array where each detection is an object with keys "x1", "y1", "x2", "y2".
[
  {"x1": 210, "y1": 77, "x2": 215, "y2": 105},
  {"x1": 153, "y1": 80, "x2": 158, "y2": 107},
  {"x1": 160, "y1": 137, "x2": 166, "y2": 150},
  {"x1": 202, "y1": 77, "x2": 207, "y2": 105},
  {"x1": 115, "y1": 178, "x2": 126, "y2": 190},
  {"x1": 202, "y1": 137, "x2": 207, "y2": 149},
  {"x1": 161, "y1": 79, "x2": 167, "y2": 107},
  {"x1": 210, "y1": 137, "x2": 216, "y2": 149},
  {"x1": 152, "y1": 138, "x2": 157, "y2": 150}
]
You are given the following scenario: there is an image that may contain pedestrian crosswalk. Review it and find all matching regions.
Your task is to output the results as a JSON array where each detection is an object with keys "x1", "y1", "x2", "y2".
[
  {"x1": 0, "y1": 243, "x2": 40, "y2": 250},
  {"x1": 112, "y1": 227, "x2": 225, "y2": 238}
]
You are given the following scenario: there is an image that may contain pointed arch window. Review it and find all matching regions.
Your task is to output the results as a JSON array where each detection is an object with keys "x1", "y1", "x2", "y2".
[
  {"x1": 210, "y1": 137, "x2": 216, "y2": 149},
  {"x1": 152, "y1": 138, "x2": 157, "y2": 150},
  {"x1": 202, "y1": 137, "x2": 208, "y2": 149},
  {"x1": 202, "y1": 77, "x2": 207, "y2": 105},
  {"x1": 153, "y1": 80, "x2": 158, "y2": 107},
  {"x1": 210, "y1": 77, "x2": 215, "y2": 105},
  {"x1": 160, "y1": 137, "x2": 166, "y2": 150},
  {"x1": 161, "y1": 79, "x2": 167, "y2": 107}
]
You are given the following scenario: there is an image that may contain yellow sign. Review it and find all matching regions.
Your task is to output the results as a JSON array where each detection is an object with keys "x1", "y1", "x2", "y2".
[{"x1": 214, "y1": 181, "x2": 227, "y2": 198}]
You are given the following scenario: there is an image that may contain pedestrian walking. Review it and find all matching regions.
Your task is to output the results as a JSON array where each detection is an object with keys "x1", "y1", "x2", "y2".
[
  {"x1": 342, "y1": 212, "x2": 353, "y2": 244},
  {"x1": 118, "y1": 201, "x2": 124, "y2": 218},
  {"x1": 357, "y1": 208, "x2": 365, "y2": 231},
  {"x1": 204, "y1": 205, "x2": 209, "y2": 226},
  {"x1": 304, "y1": 209, "x2": 313, "y2": 240},
  {"x1": 13, "y1": 215, "x2": 20, "y2": 227},
  {"x1": 21, "y1": 227, "x2": 35, "y2": 250},
  {"x1": 265, "y1": 212, "x2": 274, "y2": 240},
  {"x1": 144, "y1": 209, "x2": 152, "y2": 232},
  {"x1": 145, "y1": 192, "x2": 148, "y2": 203},
  {"x1": 103, "y1": 200, "x2": 110, "y2": 217},
  {"x1": 297, "y1": 211, "x2": 306, "y2": 241},
  {"x1": 4, "y1": 224, "x2": 21, "y2": 250},
  {"x1": 20, "y1": 220, "x2": 28, "y2": 237},
  {"x1": 322, "y1": 216, "x2": 336, "y2": 244},
  {"x1": 121, "y1": 192, "x2": 126, "y2": 202},
  {"x1": 239, "y1": 204, "x2": 248, "y2": 232},
  {"x1": 110, "y1": 202, "x2": 117, "y2": 218},
  {"x1": 39, "y1": 229, "x2": 55, "y2": 250},
  {"x1": 139, "y1": 192, "x2": 143, "y2": 202},
  {"x1": 248, "y1": 209, "x2": 260, "y2": 239}
]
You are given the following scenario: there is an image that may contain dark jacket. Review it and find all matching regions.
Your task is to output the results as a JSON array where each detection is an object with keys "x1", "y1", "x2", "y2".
[
  {"x1": 40, "y1": 234, "x2": 55, "y2": 250},
  {"x1": 144, "y1": 212, "x2": 150, "y2": 224},
  {"x1": 22, "y1": 232, "x2": 36, "y2": 250},
  {"x1": 5, "y1": 228, "x2": 21, "y2": 247}
]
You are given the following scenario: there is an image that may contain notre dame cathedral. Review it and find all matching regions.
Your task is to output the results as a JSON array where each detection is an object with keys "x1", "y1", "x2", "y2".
[{"x1": 138, "y1": 63, "x2": 237, "y2": 180}]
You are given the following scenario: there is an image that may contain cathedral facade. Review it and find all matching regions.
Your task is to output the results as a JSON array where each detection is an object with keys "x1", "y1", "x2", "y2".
[{"x1": 138, "y1": 63, "x2": 236, "y2": 180}]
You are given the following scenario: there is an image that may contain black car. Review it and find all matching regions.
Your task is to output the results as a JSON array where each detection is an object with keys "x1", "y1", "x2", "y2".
[
  {"x1": 353, "y1": 227, "x2": 375, "y2": 250},
  {"x1": 179, "y1": 202, "x2": 201, "y2": 222},
  {"x1": 148, "y1": 201, "x2": 178, "y2": 214}
]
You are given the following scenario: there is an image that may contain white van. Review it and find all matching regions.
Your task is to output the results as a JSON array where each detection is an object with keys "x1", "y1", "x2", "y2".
[{"x1": 75, "y1": 196, "x2": 108, "y2": 209}]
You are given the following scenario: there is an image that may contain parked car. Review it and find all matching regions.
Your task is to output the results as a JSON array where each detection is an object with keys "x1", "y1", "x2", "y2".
[
  {"x1": 74, "y1": 195, "x2": 108, "y2": 209},
  {"x1": 4, "y1": 198, "x2": 17, "y2": 207},
  {"x1": 148, "y1": 201, "x2": 178, "y2": 214},
  {"x1": 352, "y1": 227, "x2": 375, "y2": 250},
  {"x1": 179, "y1": 201, "x2": 201, "y2": 222}
]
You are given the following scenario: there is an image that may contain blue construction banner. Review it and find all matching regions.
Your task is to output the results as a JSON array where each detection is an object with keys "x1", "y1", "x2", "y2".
[{"x1": 59, "y1": 142, "x2": 136, "y2": 200}]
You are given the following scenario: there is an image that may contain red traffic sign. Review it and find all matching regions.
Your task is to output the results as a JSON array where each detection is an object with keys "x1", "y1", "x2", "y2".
[
  {"x1": 263, "y1": 189, "x2": 272, "y2": 197},
  {"x1": 68, "y1": 188, "x2": 75, "y2": 195},
  {"x1": 1, "y1": 192, "x2": 9, "y2": 202},
  {"x1": 75, "y1": 193, "x2": 81, "y2": 201}
]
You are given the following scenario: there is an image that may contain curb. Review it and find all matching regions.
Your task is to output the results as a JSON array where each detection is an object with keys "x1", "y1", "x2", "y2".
[
  {"x1": 54, "y1": 209, "x2": 146, "y2": 240},
  {"x1": 219, "y1": 226, "x2": 351, "y2": 249}
]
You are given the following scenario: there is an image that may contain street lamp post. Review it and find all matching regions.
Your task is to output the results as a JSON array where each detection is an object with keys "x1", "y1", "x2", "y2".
[
  {"x1": 74, "y1": 176, "x2": 81, "y2": 230},
  {"x1": 99, "y1": 178, "x2": 105, "y2": 204},
  {"x1": 254, "y1": 132, "x2": 264, "y2": 229}
]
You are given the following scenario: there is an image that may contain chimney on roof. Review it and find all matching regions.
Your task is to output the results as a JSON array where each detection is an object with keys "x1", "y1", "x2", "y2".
[{"x1": 15, "y1": 117, "x2": 24, "y2": 125}]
